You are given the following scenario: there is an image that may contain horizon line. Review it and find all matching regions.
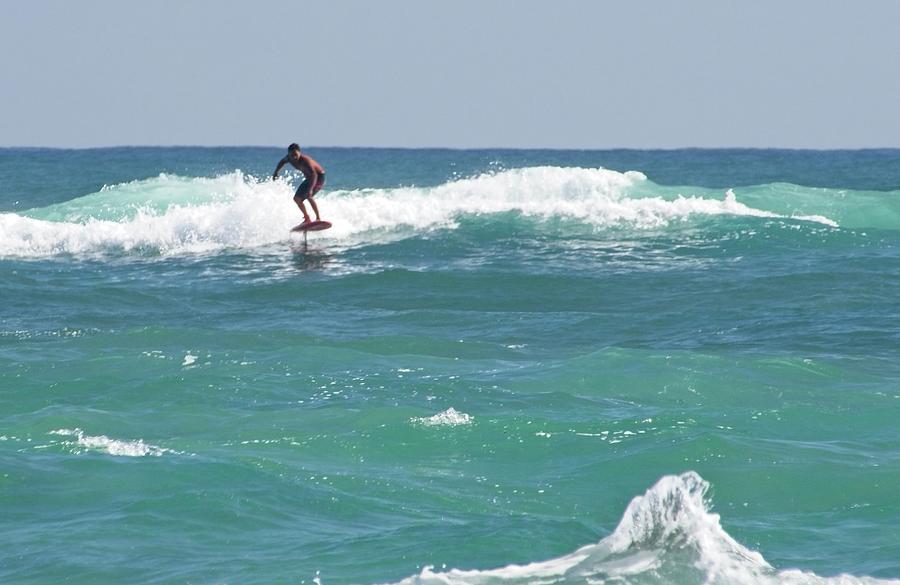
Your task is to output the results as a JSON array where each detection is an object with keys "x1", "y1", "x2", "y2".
[{"x1": 3, "y1": 144, "x2": 900, "y2": 153}]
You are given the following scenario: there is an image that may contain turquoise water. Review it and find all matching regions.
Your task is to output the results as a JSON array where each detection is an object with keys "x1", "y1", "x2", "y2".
[{"x1": 2, "y1": 148, "x2": 900, "y2": 584}]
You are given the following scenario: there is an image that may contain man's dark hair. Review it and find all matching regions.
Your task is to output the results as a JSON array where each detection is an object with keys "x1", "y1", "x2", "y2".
[{"x1": 288, "y1": 143, "x2": 300, "y2": 153}]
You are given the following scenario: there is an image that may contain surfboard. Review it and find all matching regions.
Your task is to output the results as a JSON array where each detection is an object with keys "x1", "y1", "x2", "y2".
[{"x1": 290, "y1": 220, "x2": 332, "y2": 233}]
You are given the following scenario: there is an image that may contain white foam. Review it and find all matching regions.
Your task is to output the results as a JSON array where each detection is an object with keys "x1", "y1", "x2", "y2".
[
  {"x1": 0, "y1": 167, "x2": 838, "y2": 258},
  {"x1": 1, "y1": 172, "x2": 292, "y2": 257},
  {"x1": 388, "y1": 472, "x2": 899, "y2": 585},
  {"x1": 49, "y1": 428, "x2": 174, "y2": 457},
  {"x1": 411, "y1": 407, "x2": 473, "y2": 427}
]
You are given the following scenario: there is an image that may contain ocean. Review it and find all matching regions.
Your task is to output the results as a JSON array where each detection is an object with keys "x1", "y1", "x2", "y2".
[{"x1": 1, "y1": 147, "x2": 899, "y2": 585}]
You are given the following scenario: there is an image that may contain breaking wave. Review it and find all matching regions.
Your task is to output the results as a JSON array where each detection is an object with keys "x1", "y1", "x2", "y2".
[
  {"x1": 0, "y1": 167, "x2": 862, "y2": 258},
  {"x1": 389, "y1": 472, "x2": 899, "y2": 585}
]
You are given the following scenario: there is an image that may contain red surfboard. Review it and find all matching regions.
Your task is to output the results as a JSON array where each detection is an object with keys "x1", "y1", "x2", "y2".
[{"x1": 290, "y1": 220, "x2": 332, "y2": 233}]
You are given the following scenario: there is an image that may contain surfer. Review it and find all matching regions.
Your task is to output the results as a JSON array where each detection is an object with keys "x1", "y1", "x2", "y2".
[{"x1": 273, "y1": 143, "x2": 326, "y2": 225}]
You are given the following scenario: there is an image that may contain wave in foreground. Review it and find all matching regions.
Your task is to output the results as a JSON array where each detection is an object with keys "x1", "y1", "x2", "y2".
[
  {"x1": 389, "y1": 472, "x2": 897, "y2": 585},
  {"x1": 0, "y1": 166, "x2": 869, "y2": 258}
]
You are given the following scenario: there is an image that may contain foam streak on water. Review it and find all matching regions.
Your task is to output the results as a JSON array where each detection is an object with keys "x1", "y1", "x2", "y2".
[{"x1": 48, "y1": 429, "x2": 176, "y2": 457}]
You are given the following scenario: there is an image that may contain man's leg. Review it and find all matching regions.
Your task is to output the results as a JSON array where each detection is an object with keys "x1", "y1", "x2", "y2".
[
  {"x1": 307, "y1": 177, "x2": 326, "y2": 221},
  {"x1": 293, "y1": 196, "x2": 311, "y2": 223},
  {"x1": 307, "y1": 196, "x2": 321, "y2": 221},
  {"x1": 294, "y1": 179, "x2": 312, "y2": 223}
]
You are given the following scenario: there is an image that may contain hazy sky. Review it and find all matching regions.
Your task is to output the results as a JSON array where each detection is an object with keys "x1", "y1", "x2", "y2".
[{"x1": 3, "y1": 1, "x2": 900, "y2": 149}]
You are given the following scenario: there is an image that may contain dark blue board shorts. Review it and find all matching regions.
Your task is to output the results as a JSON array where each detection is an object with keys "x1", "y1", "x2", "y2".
[{"x1": 295, "y1": 174, "x2": 326, "y2": 201}]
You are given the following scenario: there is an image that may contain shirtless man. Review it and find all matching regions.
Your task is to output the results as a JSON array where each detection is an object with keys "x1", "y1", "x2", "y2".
[{"x1": 273, "y1": 143, "x2": 326, "y2": 225}]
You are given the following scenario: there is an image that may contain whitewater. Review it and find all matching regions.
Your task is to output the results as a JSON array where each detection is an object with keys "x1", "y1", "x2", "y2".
[{"x1": 0, "y1": 166, "x2": 852, "y2": 258}]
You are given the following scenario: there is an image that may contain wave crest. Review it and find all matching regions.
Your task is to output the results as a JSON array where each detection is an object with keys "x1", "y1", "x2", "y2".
[
  {"x1": 390, "y1": 472, "x2": 897, "y2": 585},
  {"x1": 1, "y1": 167, "x2": 840, "y2": 258}
]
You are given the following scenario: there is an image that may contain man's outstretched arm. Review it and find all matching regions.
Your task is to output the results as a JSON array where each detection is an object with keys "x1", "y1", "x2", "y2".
[{"x1": 272, "y1": 156, "x2": 288, "y2": 180}]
